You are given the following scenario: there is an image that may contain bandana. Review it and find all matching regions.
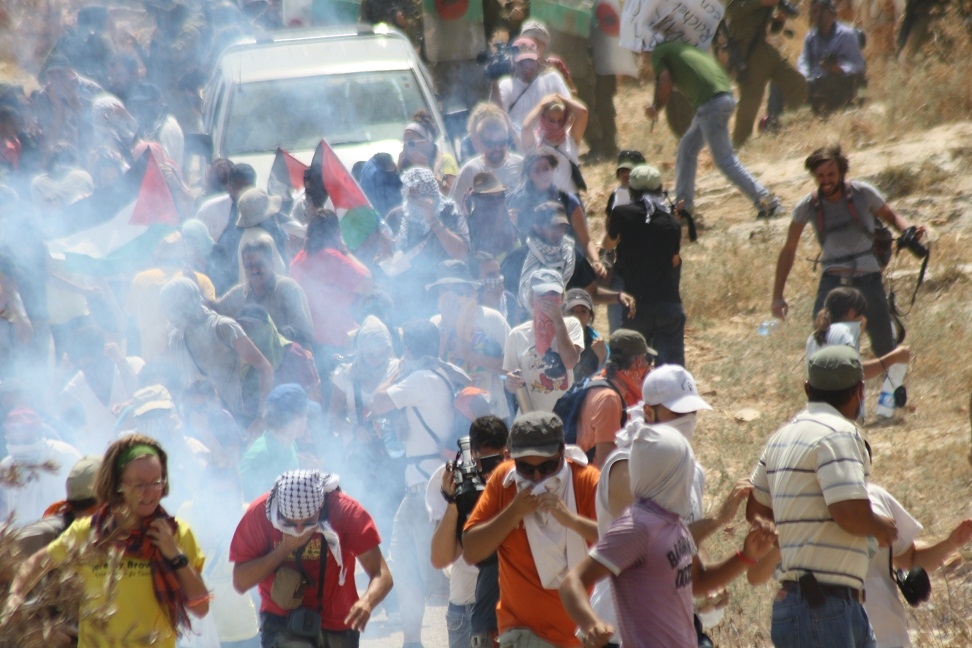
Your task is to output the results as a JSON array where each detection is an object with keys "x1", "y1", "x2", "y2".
[
  {"x1": 398, "y1": 166, "x2": 451, "y2": 248},
  {"x1": 92, "y1": 504, "x2": 190, "y2": 635},
  {"x1": 532, "y1": 293, "x2": 562, "y2": 356},
  {"x1": 518, "y1": 235, "x2": 575, "y2": 310},
  {"x1": 628, "y1": 422, "x2": 695, "y2": 519},
  {"x1": 266, "y1": 470, "x2": 347, "y2": 585},
  {"x1": 607, "y1": 368, "x2": 644, "y2": 408},
  {"x1": 537, "y1": 107, "x2": 570, "y2": 146}
]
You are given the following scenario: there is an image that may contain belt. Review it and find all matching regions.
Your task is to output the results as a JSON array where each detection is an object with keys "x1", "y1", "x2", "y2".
[{"x1": 781, "y1": 580, "x2": 865, "y2": 603}]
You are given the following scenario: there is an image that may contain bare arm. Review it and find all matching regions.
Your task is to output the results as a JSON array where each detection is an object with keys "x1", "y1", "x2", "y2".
[
  {"x1": 747, "y1": 545, "x2": 781, "y2": 586},
  {"x1": 829, "y1": 499, "x2": 898, "y2": 546},
  {"x1": 592, "y1": 442, "x2": 616, "y2": 469},
  {"x1": 771, "y1": 220, "x2": 807, "y2": 320},
  {"x1": 645, "y1": 69, "x2": 673, "y2": 121},
  {"x1": 558, "y1": 557, "x2": 615, "y2": 647},
  {"x1": 896, "y1": 519, "x2": 972, "y2": 571},
  {"x1": 537, "y1": 492, "x2": 599, "y2": 544},
  {"x1": 344, "y1": 546, "x2": 393, "y2": 631},
  {"x1": 874, "y1": 203, "x2": 925, "y2": 239},
  {"x1": 746, "y1": 492, "x2": 775, "y2": 523},
  {"x1": 430, "y1": 467, "x2": 463, "y2": 569},
  {"x1": 463, "y1": 489, "x2": 539, "y2": 564},
  {"x1": 2, "y1": 548, "x2": 54, "y2": 620},
  {"x1": 689, "y1": 479, "x2": 753, "y2": 547},
  {"x1": 233, "y1": 335, "x2": 274, "y2": 410},
  {"x1": 606, "y1": 459, "x2": 633, "y2": 520},
  {"x1": 232, "y1": 530, "x2": 315, "y2": 593},
  {"x1": 692, "y1": 519, "x2": 777, "y2": 596}
]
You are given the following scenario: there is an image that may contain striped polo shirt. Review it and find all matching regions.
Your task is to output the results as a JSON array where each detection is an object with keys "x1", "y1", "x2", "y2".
[{"x1": 751, "y1": 403, "x2": 871, "y2": 588}]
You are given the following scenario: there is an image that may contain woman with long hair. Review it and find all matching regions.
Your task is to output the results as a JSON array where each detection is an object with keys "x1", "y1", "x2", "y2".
[
  {"x1": 807, "y1": 286, "x2": 910, "y2": 379},
  {"x1": 521, "y1": 93, "x2": 589, "y2": 196},
  {"x1": 4, "y1": 435, "x2": 210, "y2": 646}
]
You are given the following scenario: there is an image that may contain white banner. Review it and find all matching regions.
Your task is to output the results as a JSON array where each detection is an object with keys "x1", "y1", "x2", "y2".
[
  {"x1": 591, "y1": 0, "x2": 639, "y2": 76},
  {"x1": 620, "y1": 0, "x2": 725, "y2": 53}
]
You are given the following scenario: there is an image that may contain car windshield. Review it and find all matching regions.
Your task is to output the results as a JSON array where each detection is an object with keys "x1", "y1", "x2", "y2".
[{"x1": 223, "y1": 70, "x2": 427, "y2": 155}]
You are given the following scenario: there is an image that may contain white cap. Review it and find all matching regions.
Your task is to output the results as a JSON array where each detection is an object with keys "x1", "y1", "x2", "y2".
[{"x1": 642, "y1": 365, "x2": 712, "y2": 414}]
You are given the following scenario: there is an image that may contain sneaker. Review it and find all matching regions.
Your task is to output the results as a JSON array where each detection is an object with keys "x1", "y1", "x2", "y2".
[{"x1": 756, "y1": 195, "x2": 784, "y2": 220}]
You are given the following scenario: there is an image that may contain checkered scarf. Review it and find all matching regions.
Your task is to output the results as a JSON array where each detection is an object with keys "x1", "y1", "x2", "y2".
[
  {"x1": 92, "y1": 504, "x2": 191, "y2": 635},
  {"x1": 266, "y1": 470, "x2": 347, "y2": 585}
]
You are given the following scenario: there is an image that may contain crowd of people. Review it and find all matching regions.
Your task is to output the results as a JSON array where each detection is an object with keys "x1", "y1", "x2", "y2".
[{"x1": 0, "y1": 0, "x2": 969, "y2": 648}]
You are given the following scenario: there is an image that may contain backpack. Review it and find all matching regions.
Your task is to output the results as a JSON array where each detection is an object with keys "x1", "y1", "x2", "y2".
[
  {"x1": 810, "y1": 182, "x2": 893, "y2": 269},
  {"x1": 552, "y1": 377, "x2": 628, "y2": 447}
]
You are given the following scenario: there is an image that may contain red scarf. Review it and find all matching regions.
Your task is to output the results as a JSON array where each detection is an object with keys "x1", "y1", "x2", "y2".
[
  {"x1": 92, "y1": 504, "x2": 191, "y2": 635},
  {"x1": 533, "y1": 294, "x2": 561, "y2": 356},
  {"x1": 538, "y1": 110, "x2": 570, "y2": 145},
  {"x1": 607, "y1": 368, "x2": 644, "y2": 407}
]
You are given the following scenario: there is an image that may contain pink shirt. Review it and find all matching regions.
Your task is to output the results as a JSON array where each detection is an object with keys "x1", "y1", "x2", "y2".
[
  {"x1": 290, "y1": 248, "x2": 371, "y2": 347},
  {"x1": 590, "y1": 498, "x2": 697, "y2": 647}
]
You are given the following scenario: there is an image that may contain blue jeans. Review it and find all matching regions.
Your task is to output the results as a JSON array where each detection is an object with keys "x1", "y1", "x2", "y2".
[
  {"x1": 675, "y1": 92, "x2": 768, "y2": 213},
  {"x1": 814, "y1": 272, "x2": 895, "y2": 357},
  {"x1": 771, "y1": 588, "x2": 876, "y2": 648},
  {"x1": 622, "y1": 302, "x2": 686, "y2": 367},
  {"x1": 259, "y1": 612, "x2": 360, "y2": 648},
  {"x1": 447, "y1": 602, "x2": 475, "y2": 648}
]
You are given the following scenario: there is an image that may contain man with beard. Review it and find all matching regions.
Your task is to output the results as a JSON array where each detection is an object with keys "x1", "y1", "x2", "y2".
[
  {"x1": 771, "y1": 145, "x2": 926, "y2": 358},
  {"x1": 503, "y1": 269, "x2": 583, "y2": 413}
]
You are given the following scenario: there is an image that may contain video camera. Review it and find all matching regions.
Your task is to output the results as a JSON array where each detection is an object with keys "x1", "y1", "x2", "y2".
[
  {"x1": 476, "y1": 42, "x2": 517, "y2": 80},
  {"x1": 451, "y1": 436, "x2": 486, "y2": 516}
]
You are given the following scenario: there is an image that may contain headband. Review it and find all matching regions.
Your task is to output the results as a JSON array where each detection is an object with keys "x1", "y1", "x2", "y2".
[{"x1": 116, "y1": 444, "x2": 159, "y2": 471}]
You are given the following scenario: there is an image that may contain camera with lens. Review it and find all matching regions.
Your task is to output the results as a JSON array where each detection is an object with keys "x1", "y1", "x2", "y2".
[
  {"x1": 476, "y1": 42, "x2": 516, "y2": 80},
  {"x1": 897, "y1": 226, "x2": 929, "y2": 259},
  {"x1": 450, "y1": 436, "x2": 487, "y2": 516}
]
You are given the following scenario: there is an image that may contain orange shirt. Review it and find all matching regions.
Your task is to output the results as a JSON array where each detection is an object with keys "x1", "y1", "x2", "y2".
[
  {"x1": 575, "y1": 385, "x2": 625, "y2": 454},
  {"x1": 465, "y1": 459, "x2": 600, "y2": 647}
]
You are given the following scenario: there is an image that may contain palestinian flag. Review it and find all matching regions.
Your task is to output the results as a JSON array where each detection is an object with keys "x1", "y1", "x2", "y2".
[
  {"x1": 47, "y1": 150, "x2": 180, "y2": 276},
  {"x1": 311, "y1": 138, "x2": 381, "y2": 251},
  {"x1": 530, "y1": 0, "x2": 594, "y2": 39},
  {"x1": 422, "y1": 0, "x2": 483, "y2": 22},
  {"x1": 268, "y1": 147, "x2": 308, "y2": 201}
]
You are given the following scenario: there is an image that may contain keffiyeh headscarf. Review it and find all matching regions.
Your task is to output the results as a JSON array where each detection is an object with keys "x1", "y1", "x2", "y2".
[
  {"x1": 398, "y1": 167, "x2": 456, "y2": 248},
  {"x1": 266, "y1": 470, "x2": 347, "y2": 585},
  {"x1": 537, "y1": 103, "x2": 571, "y2": 145}
]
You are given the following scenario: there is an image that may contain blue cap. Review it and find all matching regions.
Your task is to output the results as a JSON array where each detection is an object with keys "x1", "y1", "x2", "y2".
[{"x1": 266, "y1": 384, "x2": 321, "y2": 417}]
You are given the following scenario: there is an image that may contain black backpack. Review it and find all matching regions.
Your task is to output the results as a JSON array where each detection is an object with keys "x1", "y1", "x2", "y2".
[{"x1": 553, "y1": 378, "x2": 628, "y2": 447}]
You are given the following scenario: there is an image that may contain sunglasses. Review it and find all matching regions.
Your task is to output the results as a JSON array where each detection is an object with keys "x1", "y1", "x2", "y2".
[
  {"x1": 515, "y1": 455, "x2": 561, "y2": 478},
  {"x1": 481, "y1": 276, "x2": 505, "y2": 290},
  {"x1": 482, "y1": 138, "x2": 508, "y2": 148},
  {"x1": 479, "y1": 454, "x2": 504, "y2": 475}
]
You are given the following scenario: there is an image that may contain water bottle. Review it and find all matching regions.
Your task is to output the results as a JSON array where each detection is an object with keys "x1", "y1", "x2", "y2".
[
  {"x1": 876, "y1": 364, "x2": 907, "y2": 418},
  {"x1": 757, "y1": 320, "x2": 781, "y2": 336},
  {"x1": 375, "y1": 417, "x2": 405, "y2": 458}
]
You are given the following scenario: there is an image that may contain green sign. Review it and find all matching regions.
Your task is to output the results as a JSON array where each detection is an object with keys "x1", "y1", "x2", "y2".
[{"x1": 530, "y1": 0, "x2": 593, "y2": 38}]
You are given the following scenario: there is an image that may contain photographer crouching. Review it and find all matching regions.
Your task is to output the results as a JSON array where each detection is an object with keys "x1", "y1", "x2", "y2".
[{"x1": 428, "y1": 416, "x2": 510, "y2": 648}]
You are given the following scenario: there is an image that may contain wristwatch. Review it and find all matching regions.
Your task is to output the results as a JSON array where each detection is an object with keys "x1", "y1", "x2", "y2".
[
  {"x1": 440, "y1": 487, "x2": 457, "y2": 504},
  {"x1": 166, "y1": 554, "x2": 190, "y2": 570}
]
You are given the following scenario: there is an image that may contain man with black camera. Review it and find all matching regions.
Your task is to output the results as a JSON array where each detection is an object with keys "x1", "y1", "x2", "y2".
[
  {"x1": 428, "y1": 415, "x2": 510, "y2": 648},
  {"x1": 723, "y1": 0, "x2": 807, "y2": 146},
  {"x1": 230, "y1": 469, "x2": 393, "y2": 648},
  {"x1": 797, "y1": 0, "x2": 867, "y2": 114},
  {"x1": 771, "y1": 144, "x2": 927, "y2": 358},
  {"x1": 746, "y1": 346, "x2": 898, "y2": 647}
]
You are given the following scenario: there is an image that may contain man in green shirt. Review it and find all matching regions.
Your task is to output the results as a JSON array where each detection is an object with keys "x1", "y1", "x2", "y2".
[
  {"x1": 239, "y1": 383, "x2": 319, "y2": 501},
  {"x1": 646, "y1": 41, "x2": 782, "y2": 221}
]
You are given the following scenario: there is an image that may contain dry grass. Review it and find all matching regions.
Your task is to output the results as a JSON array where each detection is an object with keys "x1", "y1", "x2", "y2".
[{"x1": 582, "y1": 12, "x2": 972, "y2": 646}]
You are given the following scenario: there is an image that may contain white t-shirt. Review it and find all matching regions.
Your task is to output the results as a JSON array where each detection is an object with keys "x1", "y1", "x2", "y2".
[
  {"x1": 865, "y1": 483, "x2": 924, "y2": 648},
  {"x1": 425, "y1": 465, "x2": 479, "y2": 605},
  {"x1": 387, "y1": 369, "x2": 455, "y2": 488},
  {"x1": 450, "y1": 154, "x2": 525, "y2": 215},
  {"x1": 502, "y1": 317, "x2": 584, "y2": 413},
  {"x1": 195, "y1": 193, "x2": 233, "y2": 241},
  {"x1": 806, "y1": 321, "x2": 861, "y2": 361},
  {"x1": 498, "y1": 70, "x2": 572, "y2": 131},
  {"x1": 432, "y1": 306, "x2": 512, "y2": 421}
]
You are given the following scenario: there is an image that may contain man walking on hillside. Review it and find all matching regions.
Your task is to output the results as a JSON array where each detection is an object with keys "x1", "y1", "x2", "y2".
[
  {"x1": 746, "y1": 346, "x2": 897, "y2": 647},
  {"x1": 770, "y1": 144, "x2": 925, "y2": 357},
  {"x1": 645, "y1": 41, "x2": 782, "y2": 221}
]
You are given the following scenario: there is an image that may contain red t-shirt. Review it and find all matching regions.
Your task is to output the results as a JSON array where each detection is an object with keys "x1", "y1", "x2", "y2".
[
  {"x1": 290, "y1": 248, "x2": 371, "y2": 347},
  {"x1": 229, "y1": 491, "x2": 381, "y2": 630}
]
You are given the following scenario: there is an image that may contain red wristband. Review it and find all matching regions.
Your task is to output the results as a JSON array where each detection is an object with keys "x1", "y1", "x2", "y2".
[{"x1": 736, "y1": 550, "x2": 757, "y2": 565}]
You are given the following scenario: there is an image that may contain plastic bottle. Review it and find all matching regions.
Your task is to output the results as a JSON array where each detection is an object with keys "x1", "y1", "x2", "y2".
[
  {"x1": 757, "y1": 320, "x2": 781, "y2": 336},
  {"x1": 376, "y1": 418, "x2": 406, "y2": 458},
  {"x1": 876, "y1": 364, "x2": 908, "y2": 418}
]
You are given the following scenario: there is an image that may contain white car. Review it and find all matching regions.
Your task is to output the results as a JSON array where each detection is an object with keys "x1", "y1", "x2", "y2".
[{"x1": 202, "y1": 24, "x2": 449, "y2": 186}]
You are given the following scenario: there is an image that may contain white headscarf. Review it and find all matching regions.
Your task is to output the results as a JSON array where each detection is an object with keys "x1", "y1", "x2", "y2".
[
  {"x1": 266, "y1": 470, "x2": 347, "y2": 585},
  {"x1": 628, "y1": 422, "x2": 695, "y2": 519}
]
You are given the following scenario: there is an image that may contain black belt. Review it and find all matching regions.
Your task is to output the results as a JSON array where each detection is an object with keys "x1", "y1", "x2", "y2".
[{"x1": 781, "y1": 580, "x2": 865, "y2": 603}]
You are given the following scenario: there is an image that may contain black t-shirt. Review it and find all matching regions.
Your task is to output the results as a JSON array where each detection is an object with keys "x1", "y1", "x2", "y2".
[{"x1": 608, "y1": 195, "x2": 681, "y2": 304}]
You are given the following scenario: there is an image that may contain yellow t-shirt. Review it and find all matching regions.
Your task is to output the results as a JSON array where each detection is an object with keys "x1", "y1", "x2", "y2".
[{"x1": 46, "y1": 516, "x2": 205, "y2": 648}]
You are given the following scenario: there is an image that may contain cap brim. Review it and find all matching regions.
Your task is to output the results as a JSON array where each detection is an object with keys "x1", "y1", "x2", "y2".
[
  {"x1": 425, "y1": 278, "x2": 479, "y2": 291},
  {"x1": 666, "y1": 394, "x2": 713, "y2": 414},
  {"x1": 531, "y1": 282, "x2": 563, "y2": 294},
  {"x1": 563, "y1": 297, "x2": 593, "y2": 311},
  {"x1": 510, "y1": 445, "x2": 561, "y2": 459}
]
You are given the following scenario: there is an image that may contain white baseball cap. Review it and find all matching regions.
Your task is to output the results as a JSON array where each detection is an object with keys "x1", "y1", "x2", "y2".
[{"x1": 642, "y1": 365, "x2": 712, "y2": 414}]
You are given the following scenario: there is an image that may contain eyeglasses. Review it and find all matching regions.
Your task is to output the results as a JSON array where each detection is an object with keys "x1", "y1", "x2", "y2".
[
  {"x1": 515, "y1": 455, "x2": 561, "y2": 479},
  {"x1": 405, "y1": 139, "x2": 430, "y2": 149},
  {"x1": 120, "y1": 479, "x2": 166, "y2": 494},
  {"x1": 481, "y1": 276, "x2": 504, "y2": 290}
]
